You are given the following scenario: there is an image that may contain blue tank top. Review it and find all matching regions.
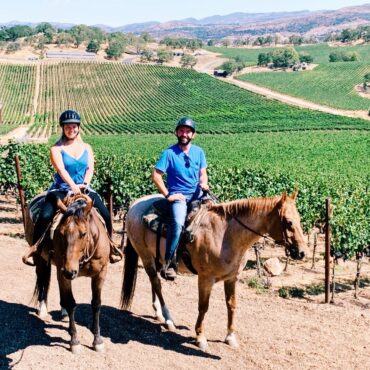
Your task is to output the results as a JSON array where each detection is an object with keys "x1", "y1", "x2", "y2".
[{"x1": 50, "y1": 148, "x2": 89, "y2": 191}]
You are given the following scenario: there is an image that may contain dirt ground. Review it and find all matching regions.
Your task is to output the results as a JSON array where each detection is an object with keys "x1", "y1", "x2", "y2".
[{"x1": 0, "y1": 193, "x2": 369, "y2": 370}]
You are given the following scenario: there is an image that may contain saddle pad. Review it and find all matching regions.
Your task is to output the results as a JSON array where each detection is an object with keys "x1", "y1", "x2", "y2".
[
  {"x1": 28, "y1": 192, "x2": 47, "y2": 223},
  {"x1": 143, "y1": 205, "x2": 168, "y2": 237}
]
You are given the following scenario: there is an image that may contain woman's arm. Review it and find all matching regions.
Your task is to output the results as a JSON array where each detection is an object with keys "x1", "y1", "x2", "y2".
[
  {"x1": 50, "y1": 146, "x2": 80, "y2": 194},
  {"x1": 83, "y1": 144, "x2": 94, "y2": 186}
]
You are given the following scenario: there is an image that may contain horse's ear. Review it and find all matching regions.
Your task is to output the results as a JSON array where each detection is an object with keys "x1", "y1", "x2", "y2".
[
  {"x1": 291, "y1": 190, "x2": 298, "y2": 201},
  {"x1": 280, "y1": 192, "x2": 287, "y2": 203},
  {"x1": 56, "y1": 198, "x2": 67, "y2": 213}
]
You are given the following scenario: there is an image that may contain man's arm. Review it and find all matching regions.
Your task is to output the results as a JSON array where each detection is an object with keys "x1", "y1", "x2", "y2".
[
  {"x1": 199, "y1": 167, "x2": 209, "y2": 191},
  {"x1": 152, "y1": 168, "x2": 168, "y2": 196},
  {"x1": 151, "y1": 168, "x2": 185, "y2": 202}
]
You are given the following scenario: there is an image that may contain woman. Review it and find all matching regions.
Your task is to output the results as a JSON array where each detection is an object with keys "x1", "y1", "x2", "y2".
[{"x1": 23, "y1": 109, "x2": 122, "y2": 265}]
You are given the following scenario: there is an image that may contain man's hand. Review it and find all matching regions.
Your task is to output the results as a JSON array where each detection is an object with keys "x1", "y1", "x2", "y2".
[
  {"x1": 200, "y1": 184, "x2": 209, "y2": 192},
  {"x1": 167, "y1": 193, "x2": 185, "y2": 202}
]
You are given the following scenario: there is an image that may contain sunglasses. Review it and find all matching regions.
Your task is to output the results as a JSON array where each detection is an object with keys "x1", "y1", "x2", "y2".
[{"x1": 184, "y1": 156, "x2": 190, "y2": 168}]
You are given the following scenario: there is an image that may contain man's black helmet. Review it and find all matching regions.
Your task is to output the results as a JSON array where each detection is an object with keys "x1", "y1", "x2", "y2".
[
  {"x1": 176, "y1": 117, "x2": 196, "y2": 132},
  {"x1": 59, "y1": 110, "x2": 81, "y2": 126}
]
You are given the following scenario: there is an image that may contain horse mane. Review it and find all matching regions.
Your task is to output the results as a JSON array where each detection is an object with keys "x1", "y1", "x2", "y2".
[
  {"x1": 210, "y1": 196, "x2": 280, "y2": 219},
  {"x1": 61, "y1": 199, "x2": 88, "y2": 224}
]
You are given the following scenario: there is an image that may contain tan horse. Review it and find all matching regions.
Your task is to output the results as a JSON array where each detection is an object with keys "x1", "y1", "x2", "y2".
[
  {"x1": 121, "y1": 191, "x2": 308, "y2": 350},
  {"x1": 25, "y1": 194, "x2": 110, "y2": 354}
]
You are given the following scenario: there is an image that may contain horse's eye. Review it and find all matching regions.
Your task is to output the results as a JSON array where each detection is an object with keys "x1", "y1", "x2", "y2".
[
  {"x1": 80, "y1": 232, "x2": 87, "y2": 238},
  {"x1": 286, "y1": 221, "x2": 293, "y2": 229}
]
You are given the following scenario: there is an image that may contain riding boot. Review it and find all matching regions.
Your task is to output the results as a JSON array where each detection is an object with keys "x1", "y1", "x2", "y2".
[
  {"x1": 22, "y1": 244, "x2": 38, "y2": 266},
  {"x1": 22, "y1": 230, "x2": 49, "y2": 266},
  {"x1": 108, "y1": 233, "x2": 123, "y2": 264},
  {"x1": 160, "y1": 255, "x2": 177, "y2": 281}
]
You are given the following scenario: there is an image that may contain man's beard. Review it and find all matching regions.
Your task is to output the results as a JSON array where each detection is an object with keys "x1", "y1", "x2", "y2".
[{"x1": 177, "y1": 136, "x2": 191, "y2": 145}]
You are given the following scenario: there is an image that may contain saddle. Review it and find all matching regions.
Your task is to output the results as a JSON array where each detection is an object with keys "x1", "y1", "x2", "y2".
[{"x1": 142, "y1": 194, "x2": 214, "y2": 274}]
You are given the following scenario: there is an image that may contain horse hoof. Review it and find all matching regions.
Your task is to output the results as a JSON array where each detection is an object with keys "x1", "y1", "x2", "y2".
[
  {"x1": 225, "y1": 334, "x2": 238, "y2": 348},
  {"x1": 94, "y1": 343, "x2": 105, "y2": 353},
  {"x1": 196, "y1": 338, "x2": 208, "y2": 351},
  {"x1": 165, "y1": 320, "x2": 176, "y2": 332},
  {"x1": 70, "y1": 344, "x2": 81, "y2": 354}
]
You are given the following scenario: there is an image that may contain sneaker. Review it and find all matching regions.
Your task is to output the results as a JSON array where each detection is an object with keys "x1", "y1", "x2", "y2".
[{"x1": 160, "y1": 266, "x2": 177, "y2": 281}]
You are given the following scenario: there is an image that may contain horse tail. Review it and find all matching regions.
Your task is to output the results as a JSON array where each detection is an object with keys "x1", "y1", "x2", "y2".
[
  {"x1": 120, "y1": 237, "x2": 138, "y2": 310},
  {"x1": 32, "y1": 254, "x2": 51, "y2": 306}
]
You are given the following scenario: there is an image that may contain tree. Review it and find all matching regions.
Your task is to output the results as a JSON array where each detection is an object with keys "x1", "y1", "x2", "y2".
[
  {"x1": 180, "y1": 54, "x2": 197, "y2": 68},
  {"x1": 257, "y1": 52, "x2": 272, "y2": 66},
  {"x1": 5, "y1": 42, "x2": 21, "y2": 53},
  {"x1": 329, "y1": 52, "x2": 341, "y2": 62},
  {"x1": 222, "y1": 39, "x2": 231, "y2": 48},
  {"x1": 363, "y1": 73, "x2": 370, "y2": 90},
  {"x1": 299, "y1": 52, "x2": 313, "y2": 64},
  {"x1": 86, "y1": 40, "x2": 100, "y2": 53},
  {"x1": 106, "y1": 40, "x2": 125, "y2": 59},
  {"x1": 140, "y1": 48, "x2": 154, "y2": 62},
  {"x1": 271, "y1": 47, "x2": 299, "y2": 68},
  {"x1": 56, "y1": 32, "x2": 74, "y2": 46},
  {"x1": 140, "y1": 32, "x2": 153, "y2": 43},
  {"x1": 289, "y1": 35, "x2": 304, "y2": 45},
  {"x1": 6, "y1": 25, "x2": 34, "y2": 41},
  {"x1": 207, "y1": 39, "x2": 214, "y2": 47},
  {"x1": 156, "y1": 49, "x2": 173, "y2": 64}
]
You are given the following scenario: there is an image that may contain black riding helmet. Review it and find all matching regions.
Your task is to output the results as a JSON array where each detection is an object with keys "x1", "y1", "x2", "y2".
[
  {"x1": 176, "y1": 117, "x2": 196, "y2": 132},
  {"x1": 59, "y1": 110, "x2": 81, "y2": 126}
]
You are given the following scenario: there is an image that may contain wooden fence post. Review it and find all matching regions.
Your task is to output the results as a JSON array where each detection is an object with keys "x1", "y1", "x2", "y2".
[
  {"x1": 325, "y1": 198, "x2": 331, "y2": 303},
  {"x1": 14, "y1": 155, "x2": 26, "y2": 232}
]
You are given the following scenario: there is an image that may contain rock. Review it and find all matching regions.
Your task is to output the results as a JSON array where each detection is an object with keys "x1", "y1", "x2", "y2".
[{"x1": 263, "y1": 257, "x2": 282, "y2": 276}]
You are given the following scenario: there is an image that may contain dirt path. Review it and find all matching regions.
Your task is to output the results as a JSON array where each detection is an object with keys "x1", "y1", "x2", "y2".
[
  {"x1": 1, "y1": 194, "x2": 370, "y2": 369},
  {"x1": 224, "y1": 77, "x2": 370, "y2": 121}
]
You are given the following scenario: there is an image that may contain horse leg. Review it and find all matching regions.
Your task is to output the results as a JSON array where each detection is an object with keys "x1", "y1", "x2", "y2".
[
  {"x1": 152, "y1": 287, "x2": 165, "y2": 323},
  {"x1": 144, "y1": 262, "x2": 175, "y2": 331},
  {"x1": 91, "y1": 270, "x2": 107, "y2": 352},
  {"x1": 224, "y1": 279, "x2": 238, "y2": 348},
  {"x1": 195, "y1": 277, "x2": 214, "y2": 350},
  {"x1": 33, "y1": 254, "x2": 51, "y2": 319},
  {"x1": 57, "y1": 270, "x2": 80, "y2": 354}
]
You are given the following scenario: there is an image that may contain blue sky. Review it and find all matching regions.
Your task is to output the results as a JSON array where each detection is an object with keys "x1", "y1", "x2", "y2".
[{"x1": 0, "y1": 0, "x2": 368, "y2": 26}]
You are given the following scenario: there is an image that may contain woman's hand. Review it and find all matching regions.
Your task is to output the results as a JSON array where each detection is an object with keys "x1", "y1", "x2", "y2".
[
  {"x1": 71, "y1": 184, "x2": 81, "y2": 195},
  {"x1": 167, "y1": 193, "x2": 185, "y2": 202}
]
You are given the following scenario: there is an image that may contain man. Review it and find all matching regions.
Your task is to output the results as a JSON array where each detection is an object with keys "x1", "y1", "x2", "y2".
[{"x1": 152, "y1": 117, "x2": 209, "y2": 280}]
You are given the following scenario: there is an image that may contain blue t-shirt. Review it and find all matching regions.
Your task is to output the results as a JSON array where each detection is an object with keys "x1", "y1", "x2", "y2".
[{"x1": 155, "y1": 144, "x2": 207, "y2": 194}]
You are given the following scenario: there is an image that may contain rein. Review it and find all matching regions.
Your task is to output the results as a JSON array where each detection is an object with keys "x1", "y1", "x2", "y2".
[
  {"x1": 232, "y1": 216, "x2": 286, "y2": 247},
  {"x1": 208, "y1": 190, "x2": 287, "y2": 248},
  {"x1": 79, "y1": 231, "x2": 98, "y2": 267}
]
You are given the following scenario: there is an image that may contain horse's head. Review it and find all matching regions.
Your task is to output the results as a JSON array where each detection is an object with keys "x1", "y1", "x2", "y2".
[
  {"x1": 271, "y1": 191, "x2": 308, "y2": 260},
  {"x1": 55, "y1": 194, "x2": 93, "y2": 280}
]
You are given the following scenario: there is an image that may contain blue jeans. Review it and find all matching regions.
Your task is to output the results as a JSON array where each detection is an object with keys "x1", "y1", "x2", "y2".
[{"x1": 165, "y1": 187, "x2": 203, "y2": 262}]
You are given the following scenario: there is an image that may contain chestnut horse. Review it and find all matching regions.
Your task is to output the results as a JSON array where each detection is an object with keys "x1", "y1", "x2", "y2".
[
  {"x1": 121, "y1": 192, "x2": 308, "y2": 350},
  {"x1": 25, "y1": 194, "x2": 110, "y2": 353}
]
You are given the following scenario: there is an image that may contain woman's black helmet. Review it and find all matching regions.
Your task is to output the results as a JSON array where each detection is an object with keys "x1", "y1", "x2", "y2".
[
  {"x1": 176, "y1": 117, "x2": 196, "y2": 132},
  {"x1": 59, "y1": 110, "x2": 81, "y2": 126}
]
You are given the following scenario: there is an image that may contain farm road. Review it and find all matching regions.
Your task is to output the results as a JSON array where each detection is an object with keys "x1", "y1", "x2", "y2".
[
  {"x1": 1, "y1": 194, "x2": 370, "y2": 369},
  {"x1": 222, "y1": 76, "x2": 370, "y2": 121}
]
